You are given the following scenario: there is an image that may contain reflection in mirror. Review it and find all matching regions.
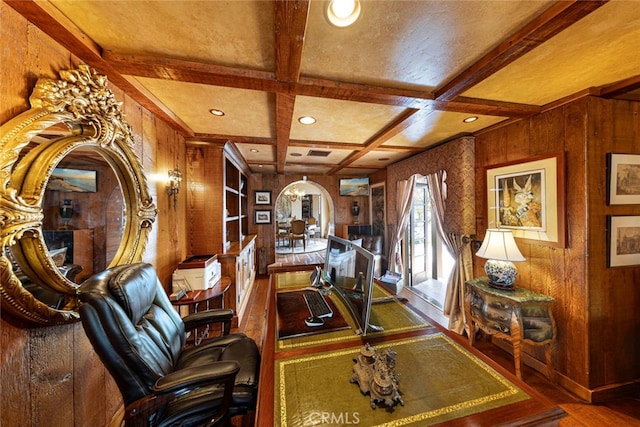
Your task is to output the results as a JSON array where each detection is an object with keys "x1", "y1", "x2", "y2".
[
  {"x1": 0, "y1": 65, "x2": 156, "y2": 326},
  {"x1": 41, "y1": 146, "x2": 124, "y2": 284}
]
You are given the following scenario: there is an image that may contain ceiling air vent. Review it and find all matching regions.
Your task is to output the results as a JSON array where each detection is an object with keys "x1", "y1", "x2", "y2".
[{"x1": 307, "y1": 150, "x2": 331, "y2": 157}]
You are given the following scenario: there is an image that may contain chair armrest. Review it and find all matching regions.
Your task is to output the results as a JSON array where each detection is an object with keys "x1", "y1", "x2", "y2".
[
  {"x1": 183, "y1": 308, "x2": 234, "y2": 334},
  {"x1": 154, "y1": 361, "x2": 240, "y2": 393},
  {"x1": 124, "y1": 362, "x2": 239, "y2": 427}
]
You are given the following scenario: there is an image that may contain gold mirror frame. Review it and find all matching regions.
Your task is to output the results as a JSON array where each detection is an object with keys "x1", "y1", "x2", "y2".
[{"x1": 0, "y1": 65, "x2": 157, "y2": 326}]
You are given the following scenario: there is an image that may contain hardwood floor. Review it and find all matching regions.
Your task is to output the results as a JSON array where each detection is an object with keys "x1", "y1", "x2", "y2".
[{"x1": 236, "y1": 275, "x2": 640, "y2": 426}]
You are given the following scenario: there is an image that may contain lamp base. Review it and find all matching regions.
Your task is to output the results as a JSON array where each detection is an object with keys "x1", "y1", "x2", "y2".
[{"x1": 484, "y1": 259, "x2": 517, "y2": 291}]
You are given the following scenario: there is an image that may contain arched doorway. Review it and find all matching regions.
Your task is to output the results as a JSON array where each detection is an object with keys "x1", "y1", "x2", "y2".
[{"x1": 274, "y1": 180, "x2": 334, "y2": 253}]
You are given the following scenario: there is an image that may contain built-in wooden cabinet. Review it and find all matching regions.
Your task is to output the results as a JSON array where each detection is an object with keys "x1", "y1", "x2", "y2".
[{"x1": 186, "y1": 142, "x2": 256, "y2": 326}]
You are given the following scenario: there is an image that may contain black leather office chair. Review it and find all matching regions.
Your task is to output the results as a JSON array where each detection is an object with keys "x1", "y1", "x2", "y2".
[{"x1": 78, "y1": 262, "x2": 260, "y2": 426}]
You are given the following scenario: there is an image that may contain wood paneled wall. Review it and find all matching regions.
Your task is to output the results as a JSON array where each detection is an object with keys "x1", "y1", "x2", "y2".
[
  {"x1": 0, "y1": 3, "x2": 187, "y2": 426},
  {"x1": 475, "y1": 97, "x2": 640, "y2": 401}
]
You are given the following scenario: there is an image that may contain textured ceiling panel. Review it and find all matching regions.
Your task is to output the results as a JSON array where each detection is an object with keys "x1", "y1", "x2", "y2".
[
  {"x1": 464, "y1": 2, "x2": 640, "y2": 105},
  {"x1": 51, "y1": 0, "x2": 275, "y2": 68},
  {"x1": 291, "y1": 96, "x2": 407, "y2": 143},
  {"x1": 301, "y1": 0, "x2": 553, "y2": 88},
  {"x1": 134, "y1": 77, "x2": 274, "y2": 137}
]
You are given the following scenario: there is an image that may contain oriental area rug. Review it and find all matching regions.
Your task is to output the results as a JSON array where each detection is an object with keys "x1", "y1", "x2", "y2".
[{"x1": 274, "y1": 333, "x2": 530, "y2": 426}]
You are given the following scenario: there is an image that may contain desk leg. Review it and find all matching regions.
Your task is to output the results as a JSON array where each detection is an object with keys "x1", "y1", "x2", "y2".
[{"x1": 510, "y1": 310, "x2": 522, "y2": 380}]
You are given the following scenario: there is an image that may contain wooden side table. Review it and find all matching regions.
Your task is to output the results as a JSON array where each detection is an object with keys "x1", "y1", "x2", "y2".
[
  {"x1": 464, "y1": 277, "x2": 556, "y2": 380},
  {"x1": 172, "y1": 276, "x2": 231, "y2": 345}
]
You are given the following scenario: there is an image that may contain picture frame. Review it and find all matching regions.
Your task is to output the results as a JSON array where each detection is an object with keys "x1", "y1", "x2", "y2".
[
  {"x1": 339, "y1": 177, "x2": 370, "y2": 196},
  {"x1": 47, "y1": 168, "x2": 97, "y2": 192},
  {"x1": 607, "y1": 215, "x2": 640, "y2": 267},
  {"x1": 485, "y1": 152, "x2": 565, "y2": 248},
  {"x1": 369, "y1": 182, "x2": 386, "y2": 236},
  {"x1": 607, "y1": 153, "x2": 640, "y2": 205},
  {"x1": 254, "y1": 209, "x2": 272, "y2": 224},
  {"x1": 254, "y1": 190, "x2": 272, "y2": 205}
]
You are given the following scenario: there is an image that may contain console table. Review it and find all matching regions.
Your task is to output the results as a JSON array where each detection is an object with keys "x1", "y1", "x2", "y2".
[{"x1": 464, "y1": 277, "x2": 556, "y2": 380}]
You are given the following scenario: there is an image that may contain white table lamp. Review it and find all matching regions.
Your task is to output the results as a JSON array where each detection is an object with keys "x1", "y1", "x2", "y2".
[{"x1": 476, "y1": 228, "x2": 525, "y2": 290}]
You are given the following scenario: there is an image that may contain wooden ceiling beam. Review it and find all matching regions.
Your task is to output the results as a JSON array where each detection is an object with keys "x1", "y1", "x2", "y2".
[
  {"x1": 274, "y1": 0, "x2": 309, "y2": 82},
  {"x1": 275, "y1": 94, "x2": 296, "y2": 174},
  {"x1": 105, "y1": 51, "x2": 540, "y2": 118},
  {"x1": 597, "y1": 74, "x2": 640, "y2": 99},
  {"x1": 435, "y1": 0, "x2": 608, "y2": 101}
]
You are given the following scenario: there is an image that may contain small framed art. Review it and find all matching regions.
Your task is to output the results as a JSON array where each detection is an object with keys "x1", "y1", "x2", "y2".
[
  {"x1": 255, "y1": 190, "x2": 272, "y2": 205},
  {"x1": 485, "y1": 152, "x2": 566, "y2": 248},
  {"x1": 607, "y1": 153, "x2": 640, "y2": 205},
  {"x1": 254, "y1": 209, "x2": 272, "y2": 224},
  {"x1": 607, "y1": 215, "x2": 640, "y2": 267}
]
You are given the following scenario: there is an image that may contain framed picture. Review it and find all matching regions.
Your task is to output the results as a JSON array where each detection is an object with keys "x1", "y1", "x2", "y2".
[
  {"x1": 339, "y1": 177, "x2": 369, "y2": 196},
  {"x1": 254, "y1": 190, "x2": 272, "y2": 205},
  {"x1": 370, "y1": 182, "x2": 386, "y2": 236},
  {"x1": 607, "y1": 153, "x2": 640, "y2": 205},
  {"x1": 485, "y1": 152, "x2": 565, "y2": 248},
  {"x1": 47, "y1": 168, "x2": 97, "y2": 192},
  {"x1": 607, "y1": 215, "x2": 640, "y2": 267},
  {"x1": 254, "y1": 209, "x2": 272, "y2": 224}
]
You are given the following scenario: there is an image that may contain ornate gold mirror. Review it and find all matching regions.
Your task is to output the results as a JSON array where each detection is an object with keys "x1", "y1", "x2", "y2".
[{"x1": 1, "y1": 65, "x2": 157, "y2": 326}]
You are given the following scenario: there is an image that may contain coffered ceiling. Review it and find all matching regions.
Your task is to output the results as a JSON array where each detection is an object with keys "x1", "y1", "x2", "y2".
[{"x1": 8, "y1": 0, "x2": 640, "y2": 175}]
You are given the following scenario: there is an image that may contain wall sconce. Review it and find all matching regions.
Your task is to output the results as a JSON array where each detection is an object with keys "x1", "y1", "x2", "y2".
[
  {"x1": 167, "y1": 167, "x2": 182, "y2": 209},
  {"x1": 475, "y1": 228, "x2": 525, "y2": 290}
]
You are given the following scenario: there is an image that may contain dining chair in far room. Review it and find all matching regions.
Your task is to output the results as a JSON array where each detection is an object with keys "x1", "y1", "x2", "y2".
[
  {"x1": 289, "y1": 219, "x2": 307, "y2": 251},
  {"x1": 307, "y1": 217, "x2": 317, "y2": 241}
]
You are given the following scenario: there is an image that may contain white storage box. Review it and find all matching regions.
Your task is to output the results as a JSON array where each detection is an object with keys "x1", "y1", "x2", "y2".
[{"x1": 172, "y1": 254, "x2": 221, "y2": 291}]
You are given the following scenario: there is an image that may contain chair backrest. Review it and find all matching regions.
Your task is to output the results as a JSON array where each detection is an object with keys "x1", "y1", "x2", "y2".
[
  {"x1": 307, "y1": 217, "x2": 316, "y2": 226},
  {"x1": 79, "y1": 263, "x2": 186, "y2": 406},
  {"x1": 291, "y1": 220, "x2": 306, "y2": 235}
]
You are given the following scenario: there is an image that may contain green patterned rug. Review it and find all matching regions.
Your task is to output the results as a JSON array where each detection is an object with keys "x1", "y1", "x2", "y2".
[
  {"x1": 275, "y1": 333, "x2": 530, "y2": 426},
  {"x1": 275, "y1": 272, "x2": 431, "y2": 351}
]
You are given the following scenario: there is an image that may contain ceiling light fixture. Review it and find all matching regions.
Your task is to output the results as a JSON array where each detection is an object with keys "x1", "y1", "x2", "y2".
[
  {"x1": 463, "y1": 116, "x2": 478, "y2": 123},
  {"x1": 250, "y1": 148, "x2": 259, "y2": 153},
  {"x1": 326, "y1": 0, "x2": 361, "y2": 27},
  {"x1": 209, "y1": 108, "x2": 225, "y2": 116},
  {"x1": 298, "y1": 116, "x2": 316, "y2": 125}
]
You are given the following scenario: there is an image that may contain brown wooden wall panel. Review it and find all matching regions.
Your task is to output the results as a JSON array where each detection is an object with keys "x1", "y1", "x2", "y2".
[
  {"x1": 476, "y1": 96, "x2": 640, "y2": 399},
  {"x1": 0, "y1": 4, "x2": 189, "y2": 425}
]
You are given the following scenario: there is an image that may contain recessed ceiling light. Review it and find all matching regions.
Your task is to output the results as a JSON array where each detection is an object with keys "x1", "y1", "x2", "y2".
[
  {"x1": 326, "y1": 0, "x2": 361, "y2": 27},
  {"x1": 290, "y1": 153, "x2": 303, "y2": 157},
  {"x1": 250, "y1": 149, "x2": 259, "y2": 153},
  {"x1": 258, "y1": 164, "x2": 263, "y2": 168},
  {"x1": 209, "y1": 109, "x2": 225, "y2": 117},
  {"x1": 298, "y1": 116, "x2": 316, "y2": 125},
  {"x1": 463, "y1": 116, "x2": 478, "y2": 123}
]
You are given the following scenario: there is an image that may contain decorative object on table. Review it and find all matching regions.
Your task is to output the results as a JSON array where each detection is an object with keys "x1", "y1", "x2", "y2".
[
  {"x1": 607, "y1": 153, "x2": 640, "y2": 205},
  {"x1": 254, "y1": 190, "x2": 272, "y2": 205},
  {"x1": 59, "y1": 199, "x2": 74, "y2": 229},
  {"x1": 351, "y1": 201, "x2": 360, "y2": 224},
  {"x1": 254, "y1": 209, "x2": 272, "y2": 224},
  {"x1": 607, "y1": 215, "x2": 640, "y2": 267},
  {"x1": 485, "y1": 152, "x2": 565, "y2": 248},
  {"x1": 351, "y1": 343, "x2": 403, "y2": 409},
  {"x1": 475, "y1": 228, "x2": 525, "y2": 290}
]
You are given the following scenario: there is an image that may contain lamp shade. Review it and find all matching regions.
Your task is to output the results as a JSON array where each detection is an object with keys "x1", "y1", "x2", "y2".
[{"x1": 475, "y1": 229, "x2": 525, "y2": 262}]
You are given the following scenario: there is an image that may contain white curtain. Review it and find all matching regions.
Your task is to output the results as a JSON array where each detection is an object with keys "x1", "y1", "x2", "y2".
[
  {"x1": 387, "y1": 175, "x2": 418, "y2": 274},
  {"x1": 425, "y1": 170, "x2": 473, "y2": 335}
]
